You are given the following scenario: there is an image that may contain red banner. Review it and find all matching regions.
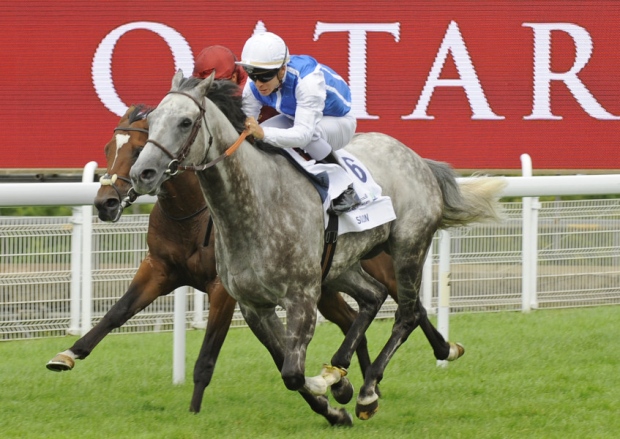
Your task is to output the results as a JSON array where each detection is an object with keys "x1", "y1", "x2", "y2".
[{"x1": 2, "y1": 1, "x2": 619, "y2": 170}]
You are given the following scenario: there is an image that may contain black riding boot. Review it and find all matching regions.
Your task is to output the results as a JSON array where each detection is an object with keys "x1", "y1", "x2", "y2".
[{"x1": 322, "y1": 153, "x2": 362, "y2": 215}]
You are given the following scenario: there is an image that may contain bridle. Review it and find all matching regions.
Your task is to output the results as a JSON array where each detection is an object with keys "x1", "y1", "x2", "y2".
[
  {"x1": 99, "y1": 126, "x2": 150, "y2": 218},
  {"x1": 100, "y1": 124, "x2": 210, "y2": 223},
  {"x1": 145, "y1": 91, "x2": 249, "y2": 175},
  {"x1": 99, "y1": 90, "x2": 249, "y2": 223},
  {"x1": 145, "y1": 91, "x2": 209, "y2": 176}
]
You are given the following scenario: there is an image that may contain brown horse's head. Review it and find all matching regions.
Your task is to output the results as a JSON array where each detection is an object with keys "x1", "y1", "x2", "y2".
[{"x1": 94, "y1": 105, "x2": 152, "y2": 222}]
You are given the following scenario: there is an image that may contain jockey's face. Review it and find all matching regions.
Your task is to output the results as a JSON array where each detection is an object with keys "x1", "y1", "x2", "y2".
[{"x1": 251, "y1": 66, "x2": 285, "y2": 96}]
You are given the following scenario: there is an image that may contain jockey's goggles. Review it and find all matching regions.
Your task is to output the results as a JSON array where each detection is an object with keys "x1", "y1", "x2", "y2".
[
  {"x1": 246, "y1": 68, "x2": 279, "y2": 83},
  {"x1": 243, "y1": 47, "x2": 288, "y2": 83}
]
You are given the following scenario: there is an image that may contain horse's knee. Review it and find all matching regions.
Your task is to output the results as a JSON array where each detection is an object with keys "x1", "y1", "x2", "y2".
[{"x1": 282, "y1": 372, "x2": 305, "y2": 391}]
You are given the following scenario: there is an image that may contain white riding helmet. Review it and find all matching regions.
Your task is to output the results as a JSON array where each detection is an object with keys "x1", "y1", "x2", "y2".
[{"x1": 236, "y1": 32, "x2": 290, "y2": 72}]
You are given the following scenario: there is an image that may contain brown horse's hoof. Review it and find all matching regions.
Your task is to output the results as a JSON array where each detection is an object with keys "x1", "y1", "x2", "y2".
[
  {"x1": 46, "y1": 354, "x2": 75, "y2": 372},
  {"x1": 355, "y1": 398, "x2": 379, "y2": 420},
  {"x1": 331, "y1": 376, "x2": 354, "y2": 405},
  {"x1": 446, "y1": 342, "x2": 465, "y2": 361}
]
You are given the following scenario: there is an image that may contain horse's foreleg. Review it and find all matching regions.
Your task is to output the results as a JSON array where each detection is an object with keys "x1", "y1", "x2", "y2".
[
  {"x1": 317, "y1": 290, "x2": 373, "y2": 379},
  {"x1": 281, "y1": 294, "x2": 319, "y2": 392},
  {"x1": 239, "y1": 300, "x2": 352, "y2": 426},
  {"x1": 189, "y1": 279, "x2": 237, "y2": 413},
  {"x1": 298, "y1": 392, "x2": 353, "y2": 427},
  {"x1": 239, "y1": 305, "x2": 287, "y2": 370},
  {"x1": 46, "y1": 259, "x2": 174, "y2": 371}
]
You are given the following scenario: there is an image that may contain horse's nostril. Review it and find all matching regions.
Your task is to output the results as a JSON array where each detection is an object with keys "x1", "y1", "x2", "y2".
[
  {"x1": 140, "y1": 169, "x2": 156, "y2": 181},
  {"x1": 105, "y1": 198, "x2": 120, "y2": 209}
]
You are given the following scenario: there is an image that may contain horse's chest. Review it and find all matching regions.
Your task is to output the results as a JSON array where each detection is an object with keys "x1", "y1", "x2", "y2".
[{"x1": 217, "y1": 256, "x2": 314, "y2": 306}]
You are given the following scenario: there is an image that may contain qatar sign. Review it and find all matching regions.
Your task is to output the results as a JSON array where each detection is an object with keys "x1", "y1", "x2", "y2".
[{"x1": 1, "y1": 2, "x2": 619, "y2": 170}]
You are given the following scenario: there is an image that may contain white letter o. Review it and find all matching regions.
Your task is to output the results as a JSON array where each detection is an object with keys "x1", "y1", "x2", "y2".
[{"x1": 92, "y1": 21, "x2": 194, "y2": 116}]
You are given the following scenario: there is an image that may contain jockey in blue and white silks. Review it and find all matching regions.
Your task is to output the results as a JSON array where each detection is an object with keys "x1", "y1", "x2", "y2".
[{"x1": 237, "y1": 32, "x2": 357, "y2": 162}]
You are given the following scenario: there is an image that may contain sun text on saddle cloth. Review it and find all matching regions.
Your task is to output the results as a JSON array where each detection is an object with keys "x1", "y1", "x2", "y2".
[{"x1": 284, "y1": 148, "x2": 397, "y2": 236}]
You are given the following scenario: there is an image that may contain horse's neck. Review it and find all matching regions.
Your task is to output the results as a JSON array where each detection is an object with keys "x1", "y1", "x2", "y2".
[
  {"x1": 196, "y1": 99, "x2": 318, "y2": 248},
  {"x1": 157, "y1": 171, "x2": 206, "y2": 218},
  {"x1": 199, "y1": 100, "x2": 268, "y2": 217}
]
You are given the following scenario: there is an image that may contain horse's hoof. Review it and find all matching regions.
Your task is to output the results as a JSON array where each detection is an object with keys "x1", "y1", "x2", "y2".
[
  {"x1": 329, "y1": 408, "x2": 353, "y2": 427},
  {"x1": 446, "y1": 342, "x2": 465, "y2": 361},
  {"x1": 46, "y1": 354, "x2": 75, "y2": 372},
  {"x1": 331, "y1": 376, "x2": 354, "y2": 405},
  {"x1": 355, "y1": 399, "x2": 379, "y2": 421}
]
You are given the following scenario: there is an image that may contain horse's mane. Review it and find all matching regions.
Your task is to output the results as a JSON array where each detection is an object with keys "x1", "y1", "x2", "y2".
[
  {"x1": 174, "y1": 76, "x2": 279, "y2": 154},
  {"x1": 128, "y1": 104, "x2": 154, "y2": 123},
  {"x1": 175, "y1": 77, "x2": 247, "y2": 135}
]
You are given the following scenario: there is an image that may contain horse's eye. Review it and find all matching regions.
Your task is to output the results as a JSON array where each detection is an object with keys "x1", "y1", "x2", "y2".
[{"x1": 180, "y1": 118, "x2": 193, "y2": 128}]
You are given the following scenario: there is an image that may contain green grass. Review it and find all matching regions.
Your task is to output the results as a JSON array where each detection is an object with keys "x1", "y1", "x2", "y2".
[{"x1": 1, "y1": 307, "x2": 619, "y2": 438}]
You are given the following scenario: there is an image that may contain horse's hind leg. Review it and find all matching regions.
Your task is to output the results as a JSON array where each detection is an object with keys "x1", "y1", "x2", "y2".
[
  {"x1": 362, "y1": 252, "x2": 463, "y2": 361},
  {"x1": 355, "y1": 236, "x2": 433, "y2": 420},
  {"x1": 417, "y1": 299, "x2": 464, "y2": 361},
  {"x1": 322, "y1": 265, "x2": 389, "y2": 405},
  {"x1": 190, "y1": 280, "x2": 237, "y2": 413},
  {"x1": 356, "y1": 298, "x2": 423, "y2": 420}
]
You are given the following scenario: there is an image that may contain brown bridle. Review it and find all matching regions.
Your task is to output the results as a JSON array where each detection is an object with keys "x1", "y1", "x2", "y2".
[
  {"x1": 99, "y1": 125, "x2": 152, "y2": 217},
  {"x1": 145, "y1": 91, "x2": 249, "y2": 176}
]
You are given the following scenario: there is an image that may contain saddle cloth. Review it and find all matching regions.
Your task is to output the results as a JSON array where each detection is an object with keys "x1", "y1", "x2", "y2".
[{"x1": 283, "y1": 148, "x2": 396, "y2": 236}]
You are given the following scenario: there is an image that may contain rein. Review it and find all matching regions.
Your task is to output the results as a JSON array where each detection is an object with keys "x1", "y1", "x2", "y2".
[
  {"x1": 145, "y1": 91, "x2": 249, "y2": 174},
  {"x1": 179, "y1": 129, "x2": 249, "y2": 172}
]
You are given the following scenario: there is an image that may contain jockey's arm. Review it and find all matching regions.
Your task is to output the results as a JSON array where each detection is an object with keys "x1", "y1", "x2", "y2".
[
  {"x1": 240, "y1": 81, "x2": 263, "y2": 119},
  {"x1": 262, "y1": 71, "x2": 326, "y2": 149}
]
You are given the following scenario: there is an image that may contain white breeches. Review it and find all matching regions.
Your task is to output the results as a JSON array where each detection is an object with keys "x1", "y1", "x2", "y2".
[{"x1": 261, "y1": 113, "x2": 357, "y2": 160}]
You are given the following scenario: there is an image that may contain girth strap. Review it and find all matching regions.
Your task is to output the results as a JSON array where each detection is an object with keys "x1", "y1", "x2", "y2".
[
  {"x1": 321, "y1": 213, "x2": 339, "y2": 281},
  {"x1": 203, "y1": 216, "x2": 213, "y2": 247}
]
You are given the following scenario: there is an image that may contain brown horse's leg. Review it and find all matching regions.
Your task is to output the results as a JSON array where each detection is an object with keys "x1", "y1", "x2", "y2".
[
  {"x1": 417, "y1": 299, "x2": 452, "y2": 360},
  {"x1": 361, "y1": 252, "x2": 462, "y2": 361},
  {"x1": 46, "y1": 258, "x2": 175, "y2": 371},
  {"x1": 189, "y1": 279, "x2": 237, "y2": 413}
]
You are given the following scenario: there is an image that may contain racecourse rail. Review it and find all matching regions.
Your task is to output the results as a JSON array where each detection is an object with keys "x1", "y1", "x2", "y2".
[{"x1": 1, "y1": 155, "x2": 620, "y2": 383}]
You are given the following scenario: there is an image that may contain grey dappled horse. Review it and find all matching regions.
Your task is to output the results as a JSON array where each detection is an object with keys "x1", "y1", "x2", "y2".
[
  {"x1": 130, "y1": 71, "x2": 505, "y2": 426},
  {"x1": 47, "y1": 103, "x2": 463, "y2": 416}
]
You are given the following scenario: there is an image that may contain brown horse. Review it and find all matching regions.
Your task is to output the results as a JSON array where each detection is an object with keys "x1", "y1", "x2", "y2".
[{"x1": 46, "y1": 103, "x2": 463, "y2": 413}]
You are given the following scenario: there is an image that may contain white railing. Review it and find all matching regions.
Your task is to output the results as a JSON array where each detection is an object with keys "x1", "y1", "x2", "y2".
[{"x1": 1, "y1": 156, "x2": 620, "y2": 382}]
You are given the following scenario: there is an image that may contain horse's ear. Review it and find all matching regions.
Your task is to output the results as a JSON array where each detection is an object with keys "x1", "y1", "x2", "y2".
[
  {"x1": 196, "y1": 71, "x2": 215, "y2": 97},
  {"x1": 172, "y1": 69, "x2": 184, "y2": 89}
]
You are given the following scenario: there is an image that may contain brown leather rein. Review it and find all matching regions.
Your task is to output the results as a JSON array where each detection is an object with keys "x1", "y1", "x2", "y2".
[{"x1": 145, "y1": 91, "x2": 249, "y2": 175}]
